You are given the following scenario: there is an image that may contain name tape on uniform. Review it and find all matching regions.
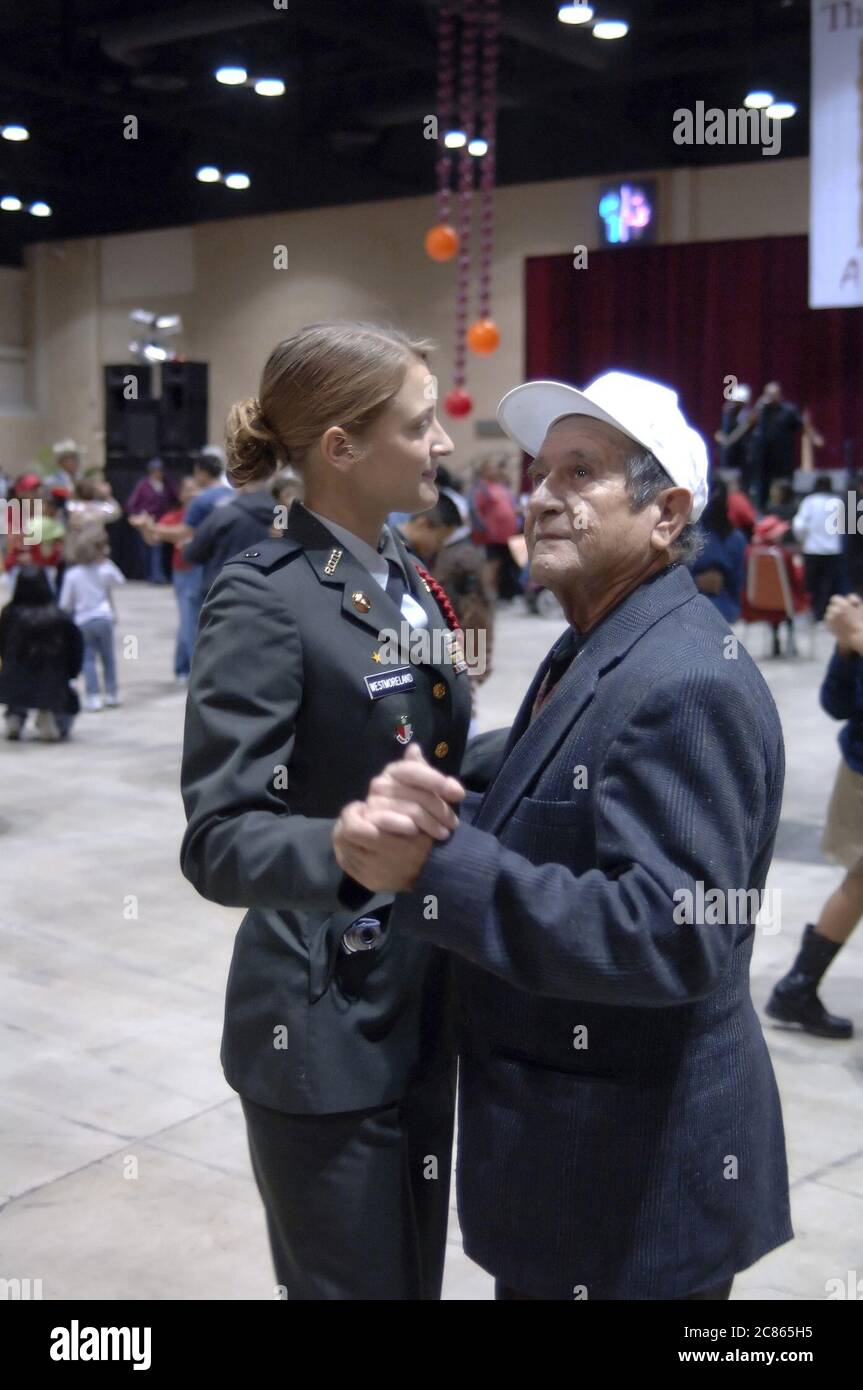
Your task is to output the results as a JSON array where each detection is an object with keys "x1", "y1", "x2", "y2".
[{"x1": 364, "y1": 666, "x2": 417, "y2": 700}]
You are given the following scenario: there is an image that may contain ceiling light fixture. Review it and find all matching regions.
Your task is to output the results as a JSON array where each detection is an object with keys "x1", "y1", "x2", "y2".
[
  {"x1": 29, "y1": 201, "x2": 52, "y2": 216},
  {"x1": 744, "y1": 90, "x2": 774, "y2": 109},
  {"x1": 254, "y1": 78, "x2": 285, "y2": 97},
  {"x1": 224, "y1": 172, "x2": 250, "y2": 189},
  {"x1": 766, "y1": 101, "x2": 797, "y2": 120},
  {"x1": 195, "y1": 165, "x2": 221, "y2": 182},
  {"x1": 444, "y1": 128, "x2": 467, "y2": 148},
  {"x1": 592, "y1": 20, "x2": 628, "y2": 39},
  {"x1": 215, "y1": 66, "x2": 247, "y2": 86},
  {"x1": 558, "y1": 3, "x2": 594, "y2": 23},
  {"x1": 2, "y1": 124, "x2": 29, "y2": 141},
  {"x1": 467, "y1": 137, "x2": 488, "y2": 156},
  {"x1": 1, "y1": 196, "x2": 22, "y2": 211}
]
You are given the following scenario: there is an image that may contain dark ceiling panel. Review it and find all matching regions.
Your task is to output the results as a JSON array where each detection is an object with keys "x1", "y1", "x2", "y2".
[{"x1": 0, "y1": 0, "x2": 811, "y2": 267}]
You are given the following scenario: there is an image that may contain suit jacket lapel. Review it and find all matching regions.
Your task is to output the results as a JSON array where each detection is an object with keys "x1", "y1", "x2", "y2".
[
  {"x1": 475, "y1": 565, "x2": 700, "y2": 836},
  {"x1": 474, "y1": 642, "x2": 600, "y2": 835}
]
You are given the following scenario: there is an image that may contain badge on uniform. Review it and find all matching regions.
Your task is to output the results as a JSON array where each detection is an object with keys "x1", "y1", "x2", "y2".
[
  {"x1": 394, "y1": 716, "x2": 413, "y2": 745},
  {"x1": 364, "y1": 666, "x2": 416, "y2": 699},
  {"x1": 445, "y1": 630, "x2": 468, "y2": 674}
]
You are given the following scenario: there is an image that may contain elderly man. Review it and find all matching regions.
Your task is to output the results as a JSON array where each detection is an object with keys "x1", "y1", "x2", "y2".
[
  {"x1": 47, "y1": 439, "x2": 82, "y2": 493},
  {"x1": 333, "y1": 370, "x2": 793, "y2": 1302}
]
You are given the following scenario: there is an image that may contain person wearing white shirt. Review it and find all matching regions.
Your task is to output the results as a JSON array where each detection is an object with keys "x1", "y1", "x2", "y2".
[
  {"x1": 792, "y1": 475, "x2": 844, "y2": 620},
  {"x1": 59, "y1": 533, "x2": 125, "y2": 711}
]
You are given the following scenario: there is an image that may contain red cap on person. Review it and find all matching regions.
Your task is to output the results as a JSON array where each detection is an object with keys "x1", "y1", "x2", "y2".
[{"x1": 14, "y1": 472, "x2": 42, "y2": 492}]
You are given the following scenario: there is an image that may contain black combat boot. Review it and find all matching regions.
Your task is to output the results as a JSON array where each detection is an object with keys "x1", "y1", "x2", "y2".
[{"x1": 766, "y1": 923, "x2": 853, "y2": 1039}]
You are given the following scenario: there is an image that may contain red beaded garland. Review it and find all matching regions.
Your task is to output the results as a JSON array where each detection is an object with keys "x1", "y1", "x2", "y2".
[
  {"x1": 429, "y1": 1, "x2": 500, "y2": 408},
  {"x1": 414, "y1": 564, "x2": 462, "y2": 634}
]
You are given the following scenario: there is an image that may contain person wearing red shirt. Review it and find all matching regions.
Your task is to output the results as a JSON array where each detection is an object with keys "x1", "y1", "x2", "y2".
[
  {"x1": 3, "y1": 474, "x2": 63, "y2": 589},
  {"x1": 469, "y1": 457, "x2": 522, "y2": 599},
  {"x1": 132, "y1": 476, "x2": 201, "y2": 681},
  {"x1": 726, "y1": 484, "x2": 756, "y2": 538}
]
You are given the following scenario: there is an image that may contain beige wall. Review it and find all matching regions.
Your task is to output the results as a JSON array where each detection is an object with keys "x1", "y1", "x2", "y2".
[
  {"x1": 1, "y1": 156, "x2": 809, "y2": 480},
  {"x1": 0, "y1": 264, "x2": 39, "y2": 464}
]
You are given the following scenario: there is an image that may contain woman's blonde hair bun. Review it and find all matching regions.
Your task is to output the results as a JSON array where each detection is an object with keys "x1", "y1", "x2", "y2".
[{"x1": 225, "y1": 396, "x2": 281, "y2": 486}]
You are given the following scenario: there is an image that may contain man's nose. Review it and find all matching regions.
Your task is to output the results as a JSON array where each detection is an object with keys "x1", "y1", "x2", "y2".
[{"x1": 526, "y1": 481, "x2": 564, "y2": 524}]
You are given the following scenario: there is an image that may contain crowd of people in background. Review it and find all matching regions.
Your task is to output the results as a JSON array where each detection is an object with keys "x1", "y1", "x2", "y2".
[
  {"x1": 1, "y1": 379, "x2": 862, "y2": 1045},
  {"x1": 0, "y1": 397, "x2": 861, "y2": 742}
]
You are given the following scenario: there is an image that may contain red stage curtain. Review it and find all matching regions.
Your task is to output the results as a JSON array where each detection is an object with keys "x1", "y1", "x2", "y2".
[{"x1": 524, "y1": 236, "x2": 863, "y2": 476}]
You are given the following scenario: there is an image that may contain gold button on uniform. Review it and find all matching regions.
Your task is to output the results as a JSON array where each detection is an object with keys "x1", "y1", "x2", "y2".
[
  {"x1": 352, "y1": 591, "x2": 372, "y2": 613},
  {"x1": 434, "y1": 741, "x2": 449, "y2": 759},
  {"x1": 432, "y1": 682, "x2": 446, "y2": 699}
]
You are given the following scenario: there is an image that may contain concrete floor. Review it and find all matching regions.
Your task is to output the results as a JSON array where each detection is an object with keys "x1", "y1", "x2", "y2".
[{"x1": 0, "y1": 574, "x2": 860, "y2": 1301}]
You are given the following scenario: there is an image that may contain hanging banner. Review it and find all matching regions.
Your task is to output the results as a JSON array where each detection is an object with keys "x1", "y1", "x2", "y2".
[{"x1": 810, "y1": 0, "x2": 863, "y2": 307}]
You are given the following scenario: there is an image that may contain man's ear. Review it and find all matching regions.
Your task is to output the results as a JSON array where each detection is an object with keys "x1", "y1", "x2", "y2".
[{"x1": 651, "y1": 486, "x2": 691, "y2": 552}]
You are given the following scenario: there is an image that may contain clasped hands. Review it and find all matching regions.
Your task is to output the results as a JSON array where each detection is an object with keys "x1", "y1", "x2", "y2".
[
  {"x1": 825, "y1": 592, "x2": 863, "y2": 655},
  {"x1": 333, "y1": 745, "x2": 466, "y2": 892},
  {"x1": 128, "y1": 511, "x2": 158, "y2": 542}
]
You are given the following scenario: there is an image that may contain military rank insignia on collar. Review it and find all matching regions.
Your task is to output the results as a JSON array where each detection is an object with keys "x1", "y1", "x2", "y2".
[{"x1": 324, "y1": 547, "x2": 343, "y2": 575}]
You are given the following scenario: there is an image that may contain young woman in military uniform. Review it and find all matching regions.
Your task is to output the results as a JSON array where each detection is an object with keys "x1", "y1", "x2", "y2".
[{"x1": 179, "y1": 322, "x2": 472, "y2": 1299}]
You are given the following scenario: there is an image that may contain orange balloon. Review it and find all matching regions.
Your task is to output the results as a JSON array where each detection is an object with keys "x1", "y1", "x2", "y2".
[
  {"x1": 424, "y1": 224, "x2": 459, "y2": 261},
  {"x1": 466, "y1": 318, "x2": 500, "y2": 355}
]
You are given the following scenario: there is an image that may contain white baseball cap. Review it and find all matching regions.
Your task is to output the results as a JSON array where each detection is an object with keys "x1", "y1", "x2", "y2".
[
  {"x1": 497, "y1": 369, "x2": 709, "y2": 523},
  {"x1": 52, "y1": 438, "x2": 81, "y2": 456}
]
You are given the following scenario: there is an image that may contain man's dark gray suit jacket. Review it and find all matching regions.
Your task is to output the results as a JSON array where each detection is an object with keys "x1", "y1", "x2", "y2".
[{"x1": 393, "y1": 562, "x2": 793, "y2": 1299}]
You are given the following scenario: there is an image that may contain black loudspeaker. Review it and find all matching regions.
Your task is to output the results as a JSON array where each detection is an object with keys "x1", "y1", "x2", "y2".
[
  {"x1": 104, "y1": 364, "x2": 154, "y2": 454},
  {"x1": 159, "y1": 361, "x2": 208, "y2": 452},
  {"x1": 124, "y1": 399, "x2": 161, "y2": 458}
]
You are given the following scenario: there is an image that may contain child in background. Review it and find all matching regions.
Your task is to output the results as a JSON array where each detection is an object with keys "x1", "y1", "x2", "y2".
[
  {"x1": 59, "y1": 532, "x2": 125, "y2": 711},
  {"x1": 37, "y1": 490, "x2": 67, "y2": 593},
  {"x1": 63, "y1": 476, "x2": 122, "y2": 568},
  {"x1": 0, "y1": 565, "x2": 83, "y2": 741},
  {"x1": 3, "y1": 474, "x2": 64, "y2": 591}
]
